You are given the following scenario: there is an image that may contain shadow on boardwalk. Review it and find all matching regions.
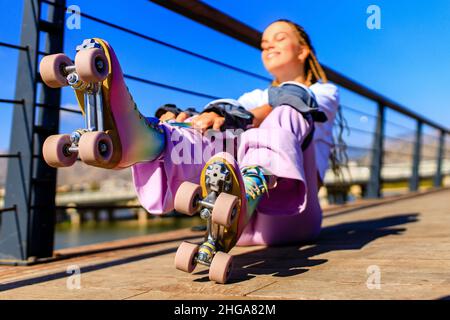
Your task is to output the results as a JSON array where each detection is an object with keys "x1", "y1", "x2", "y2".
[
  {"x1": 193, "y1": 213, "x2": 419, "y2": 284},
  {"x1": 0, "y1": 213, "x2": 419, "y2": 292}
]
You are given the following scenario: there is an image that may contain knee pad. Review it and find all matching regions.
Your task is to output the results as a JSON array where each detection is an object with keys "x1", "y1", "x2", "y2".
[{"x1": 268, "y1": 81, "x2": 327, "y2": 123}]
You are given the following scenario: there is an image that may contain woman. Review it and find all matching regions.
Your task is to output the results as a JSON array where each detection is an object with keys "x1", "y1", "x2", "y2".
[{"x1": 135, "y1": 19, "x2": 340, "y2": 245}]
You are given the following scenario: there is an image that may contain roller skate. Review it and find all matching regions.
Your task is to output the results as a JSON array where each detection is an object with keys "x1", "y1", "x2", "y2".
[
  {"x1": 39, "y1": 38, "x2": 165, "y2": 169},
  {"x1": 173, "y1": 152, "x2": 275, "y2": 284}
]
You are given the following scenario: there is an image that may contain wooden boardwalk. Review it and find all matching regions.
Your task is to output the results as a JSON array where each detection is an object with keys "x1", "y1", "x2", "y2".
[{"x1": 1, "y1": 188, "x2": 450, "y2": 300}]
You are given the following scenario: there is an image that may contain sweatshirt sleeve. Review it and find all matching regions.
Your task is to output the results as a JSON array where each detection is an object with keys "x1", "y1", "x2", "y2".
[{"x1": 237, "y1": 88, "x2": 269, "y2": 111}]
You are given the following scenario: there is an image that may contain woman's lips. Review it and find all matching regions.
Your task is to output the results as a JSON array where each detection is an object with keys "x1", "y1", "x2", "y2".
[{"x1": 267, "y1": 52, "x2": 280, "y2": 59}]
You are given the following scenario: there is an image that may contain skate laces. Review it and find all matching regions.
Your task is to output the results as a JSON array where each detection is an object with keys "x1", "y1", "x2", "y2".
[{"x1": 241, "y1": 166, "x2": 270, "y2": 200}]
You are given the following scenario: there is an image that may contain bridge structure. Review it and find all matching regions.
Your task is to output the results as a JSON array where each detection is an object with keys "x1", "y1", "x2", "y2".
[{"x1": 0, "y1": 0, "x2": 449, "y2": 299}]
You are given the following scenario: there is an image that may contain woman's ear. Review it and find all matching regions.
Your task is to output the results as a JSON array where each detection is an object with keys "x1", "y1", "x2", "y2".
[{"x1": 297, "y1": 45, "x2": 310, "y2": 63}]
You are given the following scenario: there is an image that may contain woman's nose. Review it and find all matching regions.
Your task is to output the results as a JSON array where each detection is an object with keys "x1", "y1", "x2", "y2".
[{"x1": 267, "y1": 41, "x2": 275, "y2": 49}]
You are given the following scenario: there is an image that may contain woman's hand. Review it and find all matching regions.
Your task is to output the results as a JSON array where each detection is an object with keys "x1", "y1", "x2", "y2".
[
  {"x1": 191, "y1": 112, "x2": 225, "y2": 134},
  {"x1": 159, "y1": 111, "x2": 224, "y2": 134},
  {"x1": 159, "y1": 111, "x2": 190, "y2": 123}
]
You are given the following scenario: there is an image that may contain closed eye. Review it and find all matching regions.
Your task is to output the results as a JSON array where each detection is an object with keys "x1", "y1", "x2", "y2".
[{"x1": 275, "y1": 32, "x2": 288, "y2": 41}]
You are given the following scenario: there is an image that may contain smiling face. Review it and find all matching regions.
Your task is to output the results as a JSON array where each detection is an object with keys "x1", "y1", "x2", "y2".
[{"x1": 261, "y1": 21, "x2": 310, "y2": 84}]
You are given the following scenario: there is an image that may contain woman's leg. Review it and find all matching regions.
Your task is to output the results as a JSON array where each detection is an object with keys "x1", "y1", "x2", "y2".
[
  {"x1": 132, "y1": 122, "x2": 229, "y2": 214},
  {"x1": 236, "y1": 105, "x2": 322, "y2": 246}
]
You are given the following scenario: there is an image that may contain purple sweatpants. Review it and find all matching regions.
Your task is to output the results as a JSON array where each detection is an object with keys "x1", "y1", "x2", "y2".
[{"x1": 132, "y1": 105, "x2": 322, "y2": 246}]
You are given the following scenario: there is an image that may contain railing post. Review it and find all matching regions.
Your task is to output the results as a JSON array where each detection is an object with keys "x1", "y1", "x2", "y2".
[
  {"x1": 433, "y1": 130, "x2": 445, "y2": 187},
  {"x1": 1, "y1": 0, "x2": 66, "y2": 263},
  {"x1": 410, "y1": 120, "x2": 423, "y2": 191},
  {"x1": 367, "y1": 103, "x2": 385, "y2": 198}
]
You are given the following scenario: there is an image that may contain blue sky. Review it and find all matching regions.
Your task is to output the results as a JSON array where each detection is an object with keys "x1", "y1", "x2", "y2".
[{"x1": 0, "y1": 0, "x2": 449, "y2": 155}]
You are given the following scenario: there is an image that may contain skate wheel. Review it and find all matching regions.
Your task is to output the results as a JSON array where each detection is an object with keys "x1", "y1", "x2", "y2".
[
  {"x1": 212, "y1": 193, "x2": 238, "y2": 228},
  {"x1": 174, "y1": 182, "x2": 202, "y2": 216},
  {"x1": 42, "y1": 134, "x2": 77, "y2": 168},
  {"x1": 209, "y1": 251, "x2": 233, "y2": 284},
  {"x1": 78, "y1": 131, "x2": 113, "y2": 166},
  {"x1": 174, "y1": 241, "x2": 199, "y2": 273},
  {"x1": 39, "y1": 54, "x2": 73, "y2": 88},
  {"x1": 75, "y1": 48, "x2": 109, "y2": 83}
]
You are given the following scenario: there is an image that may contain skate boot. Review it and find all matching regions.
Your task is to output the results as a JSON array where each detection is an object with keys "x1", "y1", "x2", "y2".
[
  {"x1": 173, "y1": 152, "x2": 275, "y2": 284},
  {"x1": 39, "y1": 38, "x2": 165, "y2": 169}
]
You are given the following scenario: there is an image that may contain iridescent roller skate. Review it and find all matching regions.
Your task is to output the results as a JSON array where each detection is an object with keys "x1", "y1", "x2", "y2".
[
  {"x1": 173, "y1": 152, "x2": 275, "y2": 284},
  {"x1": 39, "y1": 38, "x2": 165, "y2": 169}
]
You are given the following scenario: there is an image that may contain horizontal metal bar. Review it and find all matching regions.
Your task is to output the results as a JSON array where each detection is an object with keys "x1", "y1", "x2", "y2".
[
  {"x1": 421, "y1": 131, "x2": 440, "y2": 141},
  {"x1": 32, "y1": 154, "x2": 81, "y2": 162},
  {"x1": 149, "y1": 0, "x2": 261, "y2": 48},
  {"x1": 198, "y1": 199, "x2": 214, "y2": 210},
  {"x1": 0, "y1": 41, "x2": 28, "y2": 51},
  {"x1": 340, "y1": 104, "x2": 377, "y2": 119},
  {"x1": 328, "y1": 71, "x2": 448, "y2": 133},
  {"x1": 341, "y1": 106, "x2": 421, "y2": 141},
  {"x1": 60, "y1": 107, "x2": 82, "y2": 114},
  {"x1": 346, "y1": 125, "x2": 375, "y2": 136},
  {"x1": 2, "y1": 100, "x2": 80, "y2": 115},
  {"x1": 0, "y1": 98, "x2": 25, "y2": 105},
  {"x1": 383, "y1": 119, "x2": 415, "y2": 133},
  {"x1": 0, "y1": 153, "x2": 21, "y2": 158},
  {"x1": 124, "y1": 74, "x2": 220, "y2": 100},
  {"x1": 36, "y1": 102, "x2": 82, "y2": 114},
  {"x1": 0, "y1": 206, "x2": 17, "y2": 214},
  {"x1": 384, "y1": 131, "x2": 439, "y2": 146},
  {"x1": 59, "y1": 106, "x2": 82, "y2": 114},
  {"x1": 36, "y1": 66, "x2": 216, "y2": 102}
]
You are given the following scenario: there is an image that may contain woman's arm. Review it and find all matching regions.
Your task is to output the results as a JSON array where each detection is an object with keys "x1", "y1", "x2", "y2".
[
  {"x1": 250, "y1": 104, "x2": 273, "y2": 128},
  {"x1": 160, "y1": 103, "x2": 273, "y2": 134},
  {"x1": 189, "y1": 103, "x2": 273, "y2": 133}
]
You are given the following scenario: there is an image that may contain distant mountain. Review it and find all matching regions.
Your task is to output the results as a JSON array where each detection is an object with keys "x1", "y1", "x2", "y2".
[
  {"x1": 0, "y1": 150, "x2": 132, "y2": 190},
  {"x1": 353, "y1": 133, "x2": 441, "y2": 166},
  {"x1": 0, "y1": 133, "x2": 445, "y2": 190},
  {"x1": 56, "y1": 161, "x2": 132, "y2": 190}
]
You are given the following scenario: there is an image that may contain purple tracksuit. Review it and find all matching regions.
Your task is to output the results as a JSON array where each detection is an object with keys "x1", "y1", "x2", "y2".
[{"x1": 132, "y1": 82, "x2": 339, "y2": 245}]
